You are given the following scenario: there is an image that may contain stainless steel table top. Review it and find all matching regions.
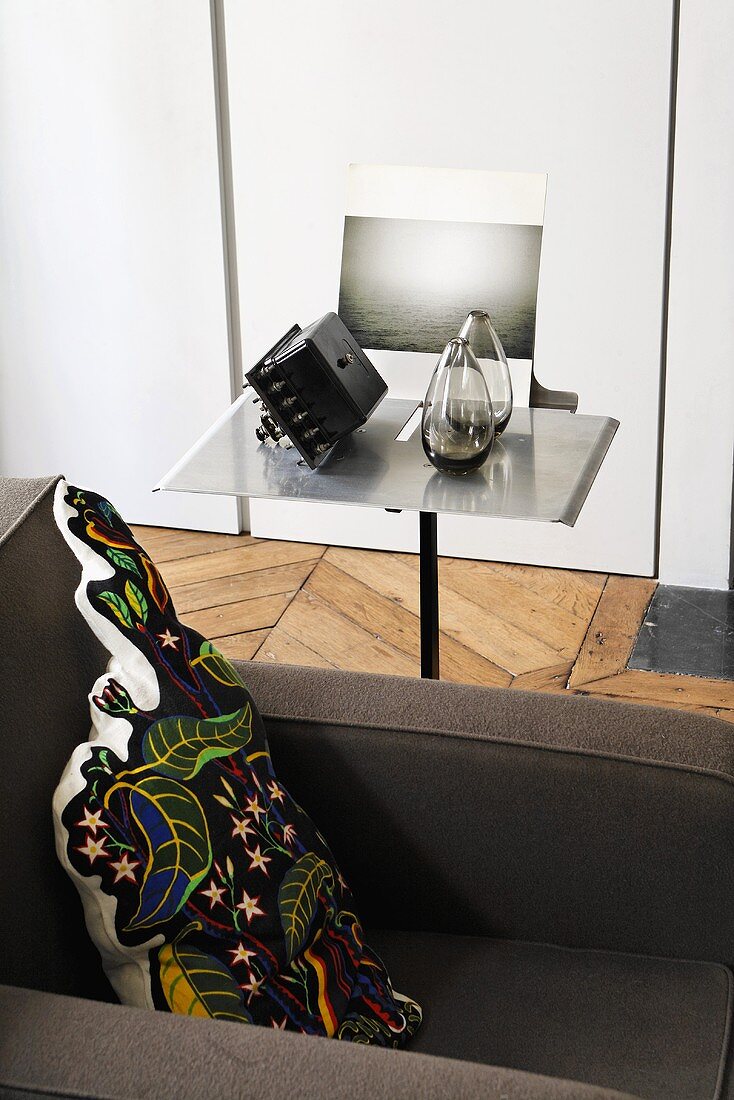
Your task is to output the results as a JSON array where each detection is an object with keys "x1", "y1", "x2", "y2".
[{"x1": 157, "y1": 394, "x2": 618, "y2": 526}]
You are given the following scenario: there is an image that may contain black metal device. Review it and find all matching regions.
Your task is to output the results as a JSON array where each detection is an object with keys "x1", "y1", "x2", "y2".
[{"x1": 245, "y1": 312, "x2": 388, "y2": 469}]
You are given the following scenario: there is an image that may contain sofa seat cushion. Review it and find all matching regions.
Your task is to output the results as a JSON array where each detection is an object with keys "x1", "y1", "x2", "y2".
[{"x1": 369, "y1": 931, "x2": 732, "y2": 1100}]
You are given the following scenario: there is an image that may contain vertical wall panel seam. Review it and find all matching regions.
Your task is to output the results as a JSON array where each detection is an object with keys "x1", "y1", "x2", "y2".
[
  {"x1": 653, "y1": 0, "x2": 681, "y2": 579},
  {"x1": 210, "y1": 0, "x2": 246, "y2": 531}
]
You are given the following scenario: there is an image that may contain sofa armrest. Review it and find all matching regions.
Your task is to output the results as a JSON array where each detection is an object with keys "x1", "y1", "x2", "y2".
[
  {"x1": 0, "y1": 984, "x2": 639, "y2": 1100},
  {"x1": 237, "y1": 662, "x2": 734, "y2": 967}
]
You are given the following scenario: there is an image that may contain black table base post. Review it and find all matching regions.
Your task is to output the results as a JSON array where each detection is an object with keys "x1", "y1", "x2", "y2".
[{"x1": 419, "y1": 510, "x2": 439, "y2": 679}]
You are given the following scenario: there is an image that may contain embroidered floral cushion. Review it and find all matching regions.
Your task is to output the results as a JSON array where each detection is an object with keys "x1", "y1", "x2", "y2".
[{"x1": 52, "y1": 481, "x2": 422, "y2": 1045}]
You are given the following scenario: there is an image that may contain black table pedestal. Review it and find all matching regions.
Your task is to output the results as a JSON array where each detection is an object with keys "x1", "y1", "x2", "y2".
[{"x1": 419, "y1": 511, "x2": 439, "y2": 679}]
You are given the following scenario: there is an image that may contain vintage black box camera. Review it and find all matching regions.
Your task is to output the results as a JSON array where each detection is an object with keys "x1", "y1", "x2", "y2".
[{"x1": 245, "y1": 312, "x2": 387, "y2": 469}]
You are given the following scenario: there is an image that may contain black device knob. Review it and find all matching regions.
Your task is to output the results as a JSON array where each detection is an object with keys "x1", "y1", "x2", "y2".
[{"x1": 255, "y1": 413, "x2": 284, "y2": 444}]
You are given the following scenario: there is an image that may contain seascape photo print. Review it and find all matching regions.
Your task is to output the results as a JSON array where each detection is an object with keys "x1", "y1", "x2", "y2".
[{"x1": 338, "y1": 215, "x2": 543, "y2": 359}]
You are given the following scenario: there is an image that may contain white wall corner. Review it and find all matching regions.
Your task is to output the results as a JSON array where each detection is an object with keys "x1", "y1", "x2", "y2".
[{"x1": 659, "y1": 0, "x2": 734, "y2": 590}]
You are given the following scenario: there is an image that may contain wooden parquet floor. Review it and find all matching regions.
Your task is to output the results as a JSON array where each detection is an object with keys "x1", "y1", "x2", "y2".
[{"x1": 132, "y1": 525, "x2": 734, "y2": 723}]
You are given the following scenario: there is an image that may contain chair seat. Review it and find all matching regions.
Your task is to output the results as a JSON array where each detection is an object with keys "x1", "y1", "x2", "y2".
[{"x1": 369, "y1": 930, "x2": 732, "y2": 1100}]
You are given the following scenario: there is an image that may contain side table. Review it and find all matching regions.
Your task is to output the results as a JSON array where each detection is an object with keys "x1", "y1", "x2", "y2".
[{"x1": 157, "y1": 395, "x2": 618, "y2": 679}]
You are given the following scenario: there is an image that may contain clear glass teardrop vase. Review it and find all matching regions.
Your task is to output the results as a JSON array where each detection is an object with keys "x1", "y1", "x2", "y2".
[
  {"x1": 421, "y1": 337, "x2": 495, "y2": 475},
  {"x1": 458, "y1": 309, "x2": 513, "y2": 435}
]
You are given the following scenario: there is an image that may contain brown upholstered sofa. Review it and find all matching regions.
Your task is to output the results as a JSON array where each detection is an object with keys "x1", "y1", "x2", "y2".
[{"x1": 1, "y1": 476, "x2": 732, "y2": 1100}]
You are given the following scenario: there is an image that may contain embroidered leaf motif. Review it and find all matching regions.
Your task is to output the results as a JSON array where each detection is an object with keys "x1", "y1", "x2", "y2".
[
  {"x1": 279, "y1": 853, "x2": 333, "y2": 964},
  {"x1": 106, "y1": 547, "x2": 142, "y2": 577},
  {"x1": 158, "y1": 931, "x2": 252, "y2": 1022},
  {"x1": 139, "y1": 705, "x2": 253, "y2": 781},
  {"x1": 105, "y1": 776, "x2": 211, "y2": 931},
  {"x1": 97, "y1": 591, "x2": 133, "y2": 630},
  {"x1": 192, "y1": 641, "x2": 246, "y2": 689},
  {"x1": 125, "y1": 580, "x2": 148, "y2": 623},
  {"x1": 140, "y1": 555, "x2": 170, "y2": 612},
  {"x1": 85, "y1": 513, "x2": 138, "y2": 551},
  {"x1": 98, "y1": 499, "x2": 120, "y2": 525}
]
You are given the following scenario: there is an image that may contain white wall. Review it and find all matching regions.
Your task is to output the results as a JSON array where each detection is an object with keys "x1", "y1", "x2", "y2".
[
  {"x1": 658, "y1": 0, "x2": 734, "y2": 589},
  {"x1": 0, "y1": 0, "x2": 239, "y2": 531},
  {"x1": 225, "y1": 0, "x2": 674, "y2": 576},
  {"x1": 2, "y1": 0, "x2": 730, "y2": 580}
]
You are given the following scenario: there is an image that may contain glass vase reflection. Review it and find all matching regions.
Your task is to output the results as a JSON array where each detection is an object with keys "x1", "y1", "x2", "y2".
[
  {"x1": 421, "y1": 337, "x2": 495, "y2": 475},
  {"x1": 422, "y1": 438, "x2": 512, "y2": 513},
  {"x1": 458, "y1": 309, "x2": 513, "y2": 435}
]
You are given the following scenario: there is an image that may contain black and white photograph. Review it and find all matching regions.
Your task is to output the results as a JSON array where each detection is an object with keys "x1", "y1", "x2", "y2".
[{"x1": 339, "y1": 215, "x2": 543, "y2": 359}]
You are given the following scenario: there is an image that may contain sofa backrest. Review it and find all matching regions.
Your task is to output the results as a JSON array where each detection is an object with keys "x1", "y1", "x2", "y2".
[
  {"x1": 0, "y1": 477, "x2": 113, "y2": 1000},
  {"x1": 240, "y1": 661, "x2": 734, "y2": 970}
]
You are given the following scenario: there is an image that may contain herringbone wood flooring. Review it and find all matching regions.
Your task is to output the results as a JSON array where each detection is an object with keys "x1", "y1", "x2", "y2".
[{"x1": 132, "y1": 526, "x2": 734, "y2": 722}]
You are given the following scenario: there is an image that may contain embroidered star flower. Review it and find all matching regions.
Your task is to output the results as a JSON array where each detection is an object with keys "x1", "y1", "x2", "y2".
[
  {"x1": 110, "y1": 852, "x2": 140, "y2": 883},
  {"x1": 76, "y1": 833, "x2": 109, "y2": 863},
  {"x1": 229, "y1": 942, "x2": 257, "y2": 967},
  {"x1": 246, "y1": 845, "x2": 271, "y2": 876},
  {"x1": 271, "y1": 1016, "x2": 288, "y2": 1029},
  {"x1": 242, "y1": 973, "x2": 264, "y2": 1002},
  {"x1": 231, "y1": 815, "x2": 256, "y2": 842},
  {"x1": 200, "y1": 879, "x2": 227, "y2": 909},
  {"x1": 76, "y1": 806, "x2": 108, "y2": 835},
  {"x1": 281, "y1": 823, "x2": 297, "y2": 847},
  {"x1": 157, "y1": 629, "x2": 180, "y2": 650},
  {"x1": 236, "y1": 889, "x2": 264, "y2": 924},
  {"x1": 267, "y1": 780, "x2": 285, "y2": 803},
  {"x1": 246, "y1": 796, "x2": 264, "y2": 822}
]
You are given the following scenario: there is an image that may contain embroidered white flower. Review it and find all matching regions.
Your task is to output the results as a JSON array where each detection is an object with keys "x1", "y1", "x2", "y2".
[
  {"x1": 75, "y1": 806, "x2": 108, "y2": 835},
  {"x1": 110, "y1": 852, "x2": 140, "y2": 884},
  {"x1": 200, "y1": 879, "x2": 226, "y2": 908},
  {"x1": 236, "y1": 888, "x2": 265, "y2": 923},
  {"x1": 76, "y1": 833, "x2": 109, "y2": 863},
  {"x1": 246, "y1": 844, "x2": 271, "y2": 876}
]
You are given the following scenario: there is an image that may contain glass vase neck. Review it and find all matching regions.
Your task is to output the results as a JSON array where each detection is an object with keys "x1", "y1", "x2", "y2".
[{"x1": 458, "y1": 309, "x2": 513, "y2": 435}]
